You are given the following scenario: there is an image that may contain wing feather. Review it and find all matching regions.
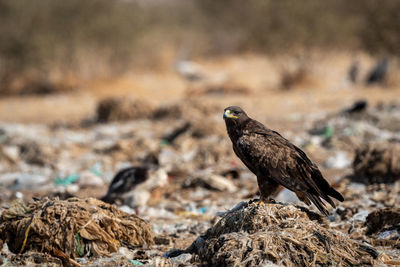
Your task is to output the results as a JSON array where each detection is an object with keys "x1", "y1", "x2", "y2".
[{"x1": 237, "y1": 122, "x2": 342, "y2": 213}]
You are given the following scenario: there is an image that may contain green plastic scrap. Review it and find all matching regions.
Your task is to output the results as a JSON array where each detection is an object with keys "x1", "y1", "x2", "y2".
[
  {"x1": 76, "y1": 233, "x2": 85, "y2": 257},
  {"x1": 54, "y1": 174, "x2": 79, "y2": 186},
  {"x1": 323, "y1": 126, "x2": 334, "y2": 139},
  {"x1": 160, "y1": 139, "x2": 169, "y2": 147},
  {"x1": 129, "y1": 260, "x2": 144, "y2": 265},
  {"x1": 90, "y1": 162, "x2": 103, "y2": 176}
]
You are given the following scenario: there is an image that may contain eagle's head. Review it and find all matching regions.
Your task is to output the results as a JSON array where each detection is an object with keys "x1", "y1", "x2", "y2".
[
  {"x1": 223, "y1": 106, "x2": 249, "y2": 138},
  {"x1": 223, "y1": 106, "x2": 248, "y2": 122}
]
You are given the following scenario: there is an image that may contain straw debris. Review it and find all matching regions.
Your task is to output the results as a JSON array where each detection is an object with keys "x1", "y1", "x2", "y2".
[
  {"x1": 96, "y1": 97, "x2": 154, "y2": 122},
  {"x1": 0, "y1": 197, "x2": 154, "y2": 259},
  {"x1": 188, "y1": 202, "x2": 377, "y2": 266},
  {"x1": 352, "y1": 142, "x2": 400, "y2": 184},
  {"x1": 366, "y1": 207, "x2": 400, "y2": 235}
]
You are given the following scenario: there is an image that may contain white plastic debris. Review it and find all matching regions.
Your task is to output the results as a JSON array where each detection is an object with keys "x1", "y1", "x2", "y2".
[
  {"x1": 352, "y1": 210, "x2": 369, "y2": 222},
  {"x1": 324, "y1": 151, "x2": 351, "y2": 169},
  {"x1": 14, "y1": 173, "x2": 50, "y2": 190},
  {"x1": 276, "y1": 188, "x2": 302, "y2": 204},
  {"x1": 202, "y1": 174, "x2": 237, "y2": 193},
  {"x1": 2, "y1": 146, "x2": 19, "y2": 162},
  {"x1": 79, "y1": 171, "x2": 104, "y2": 187},
  {"x1": 169, "y1": 253, "x2": 193, "y2": 265}
]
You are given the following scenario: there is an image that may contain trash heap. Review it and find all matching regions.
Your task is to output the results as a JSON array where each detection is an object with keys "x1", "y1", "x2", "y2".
[
  {"x1": 0, "y1": 197, "x2": 154, "y2": 263},
  {"x1": 351, "y1": 142, "x2": 400, "y2": 184},
  {"x1": 178, "y1": 202, "x2": 377, "y2": 266}
]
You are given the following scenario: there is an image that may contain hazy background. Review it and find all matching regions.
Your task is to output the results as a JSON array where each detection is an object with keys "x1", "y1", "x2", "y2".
[{"x1": 0, "y1": 0, "x2": 399, "y2": 122}]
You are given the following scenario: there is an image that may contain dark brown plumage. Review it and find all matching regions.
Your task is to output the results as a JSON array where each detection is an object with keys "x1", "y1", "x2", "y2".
[{"x1": 223, "y1": 106, "x2": 344, "y2": 215}]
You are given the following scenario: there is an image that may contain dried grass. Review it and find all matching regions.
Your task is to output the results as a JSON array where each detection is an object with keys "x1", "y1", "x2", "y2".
[
  {"x1": 96, "y1": 97, "x2": 154, "y2": 123},
  {"x1": 191, "y1": 203, "x2": 377, "y2": 266},
  {"x1": 0, "y1": 197, "x2": 154, "y2": 259},
  {"x1": 352, "y1": 142, "x2": 400, "y2": 184}
]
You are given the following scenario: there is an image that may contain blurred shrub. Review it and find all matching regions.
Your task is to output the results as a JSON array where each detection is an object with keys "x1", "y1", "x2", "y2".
[
  {"x1": 356, "y1": 0, "x2": 400, "y2": 56},
  {"x1": 0, "y1": 0, "x2": 398, "y2": 95}
]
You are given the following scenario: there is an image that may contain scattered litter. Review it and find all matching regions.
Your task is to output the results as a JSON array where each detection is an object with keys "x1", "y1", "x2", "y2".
[
  {"x1": 185, "y1": 172, "x2": 237, "y2": 193},
  {"x1": 324, "y1": 151, "x2": 351, "y2": 169},
  {"x1": 352, "y1": 210, "x2": 370, "y2": 222},
  {"x1": 161, "y1": 122, "x2": 191, "y2": 144},
  {"x1": 13, "y1": 173, "x2": 50, "y2": 190},
  {"x1": 169, "y1": 253, "x2": 192, "y2": 265},
  {"x1": 341, "y1": 100, "x2": 368, "y2": 114},
  {"x1": 276, "y1": 188, "x2": 302, "y2": 204},
  {"x1": 1, "y1": 99, "x2": 400, "y2": 264},
  {"x1": 78, "y1": 171, "x2": 104, "y2": 188},
  {"x1": 129, "y1": 259, "x2": 144, "y2": 265},
  {"x1": 2, "y1": 146, "x2": 19, "y2": 162},
  {"x1": 54, "y1": 174, "x2": 79, "y2": 186}
]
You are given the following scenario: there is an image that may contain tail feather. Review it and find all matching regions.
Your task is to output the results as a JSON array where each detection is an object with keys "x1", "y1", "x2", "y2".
[
  {"x1": 311, "y1": 170, "x2": 344, "y2": 203},
  {"x1": 306, "y1": 193, "x2": 330, "y2": 216},
  {"x1": 328, "y1": 187, "x2": 344, "y2": 202}
]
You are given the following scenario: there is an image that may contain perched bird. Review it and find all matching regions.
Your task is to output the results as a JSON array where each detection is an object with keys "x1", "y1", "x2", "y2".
[{"x1": 223, "y1": 106, "x2": 344, "y2": 215}]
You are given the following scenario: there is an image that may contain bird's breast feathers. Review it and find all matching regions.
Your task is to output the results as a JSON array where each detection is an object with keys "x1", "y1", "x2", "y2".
[
  {"x1": 236, "y1": 134, "x2": 267, "y2": 157},
  {"x1": 236, "y1": 132, "x2": 289, "y2": 169}
]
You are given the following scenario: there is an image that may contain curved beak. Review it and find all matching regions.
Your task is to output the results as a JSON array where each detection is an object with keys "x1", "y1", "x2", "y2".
[{"x1": 224, "y1": 109, "x2": 238, "y2": 119}]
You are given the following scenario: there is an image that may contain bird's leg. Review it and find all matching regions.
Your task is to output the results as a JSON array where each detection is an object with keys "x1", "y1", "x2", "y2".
[
  {"x1": 266, "y1": 197, "x2": 276, "y2": 204},
  {"x1": 249, "y1": 197, "x2": 276, "y2": 207},
  {"x1": 255, "y1": 176, "x2": 280, "y2": 206}
]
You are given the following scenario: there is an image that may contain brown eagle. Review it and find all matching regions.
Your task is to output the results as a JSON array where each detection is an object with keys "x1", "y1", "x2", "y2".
[{"x1": 223, "y1": 106, "x2": 344, "y2": 215}]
